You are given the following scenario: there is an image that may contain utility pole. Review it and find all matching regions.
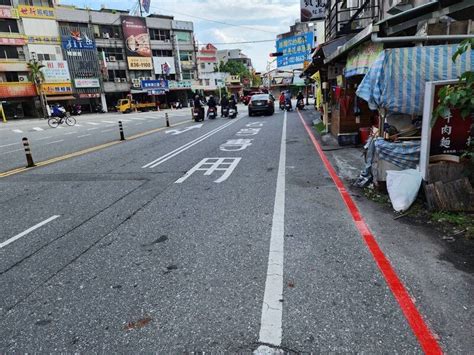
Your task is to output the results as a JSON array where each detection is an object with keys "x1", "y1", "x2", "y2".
[{"x1": 138, "y1": 0, "x2": 143, "y2": 17}]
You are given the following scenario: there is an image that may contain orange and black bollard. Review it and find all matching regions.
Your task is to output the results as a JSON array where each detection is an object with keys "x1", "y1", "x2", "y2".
[
  {"x1": 166, "y1": 113, "x2": 170, "y2": 127},
  {"x1": 22, "y1": 137, "x2": 35, "y2": 168},
  {"x1": 119, "y1": 121, "x2": 125, "y2": 141}
]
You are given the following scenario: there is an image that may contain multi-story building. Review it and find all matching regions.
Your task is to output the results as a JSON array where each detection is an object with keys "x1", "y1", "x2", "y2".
[
  {"x1": 196, "y1": 43, "x2": 226, "y2": 94},
  {"x1": 216, "y1": 48, "x2": 253, "y2": 72}
]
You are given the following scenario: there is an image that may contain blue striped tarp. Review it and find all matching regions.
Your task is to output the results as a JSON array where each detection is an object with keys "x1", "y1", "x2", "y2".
[{"x1": 356, "y1": 44, "x2": 473, "y2": 115}]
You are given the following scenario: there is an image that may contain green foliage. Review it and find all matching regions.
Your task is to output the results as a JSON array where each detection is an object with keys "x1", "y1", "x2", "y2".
[
  {"x1": 431, "y1": 211, "x2": 474, "y2": 239},
  {"x1": 432, "y1": 39, "x2": 473, "y2": 126},
  {"x1": 27, "y1": 60, "x2": 45, "y2": 84},
  {"x1": 218, "y1": 60, "x2": 250, "y2": 79}
]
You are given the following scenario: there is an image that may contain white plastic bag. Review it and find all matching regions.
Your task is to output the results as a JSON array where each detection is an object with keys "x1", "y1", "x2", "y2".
[{"x1": 386, "y1": 169, "x2": 422, "y2": 212}]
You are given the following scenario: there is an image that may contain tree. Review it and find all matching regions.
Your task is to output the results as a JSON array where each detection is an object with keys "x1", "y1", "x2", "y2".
[
  {"x1": 27, "y1": 59, "x2": 47, "y2": 118},
  {"x1": 433, "y1": 39, "x2": 474, "y2": 124},
  {"x1": 218, "y1": 60, "x2": 250, "y2": 81}
]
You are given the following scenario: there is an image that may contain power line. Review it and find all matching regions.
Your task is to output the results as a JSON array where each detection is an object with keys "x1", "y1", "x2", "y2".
[
  {"x1": 148, "y1": 5, "x2": 277, "y2": 34},
  {"x1": 211, "y1": 39, "x2": 275, "y2": 45}
]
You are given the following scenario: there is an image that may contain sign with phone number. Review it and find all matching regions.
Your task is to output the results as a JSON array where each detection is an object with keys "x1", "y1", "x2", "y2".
[{"x1": 127, "y1": 57, "x2": 153, "y2": 70}]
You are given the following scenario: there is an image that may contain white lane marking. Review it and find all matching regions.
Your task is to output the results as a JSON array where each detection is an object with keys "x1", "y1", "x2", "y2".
[
  {"x1": 37, "y1": 136, "x2": 53, "y2": 141},
  {"x1": 119, "y1": 119, "x2": 131, "y2": 122},
  {"x1": 46, "y1": 139, "x2": 64, "y2": 145},
  {"x1": 32, "y1": 127, "x2": 44, "y2": 131},
  {"x1": 143, "y1": 119, "x2": 240, "y2": 169},
  {"x1": 166, "y1": 124, "x2": 203, "y2": 135},
  {"x1": 101, "y1": 120, "x2": 115, "y2": 124},
  {"x1": 257, "y1": 111, "x2": 287, "y2": 347},
  {"x1": 85, "y1": 122, "x2": 100, "y2": 126},
  {"x1": 77, "y1": 134, "x2": 91, "y2": 138},
  {"x1": 64, "y1": 131, "x2": 76, "y2": 135},
  {"x1": 0, "y1": 215, "x2": 60, "y2": 249},
  {"x1": 12, "y1": 129, "x2": 23, "y2": 133},
  {"x1": 130, "y1": 117, "x2": 146, "y2": 120},
  {"x1": 100, "y1": 128, "x2": 114, "y2": 133},
  {"x1": 134, "y1": 122, "x2": 143, "y2": 125},
  {"x1": 175, "y1": 157, "x2": 242, "y2": 184},
  {"x1": 87, "y1": 127, "x2": 99, "y2": 131},
  {"x1": 56, "y1": 126, "x2": 64, "y2": 129},
  {"x1": 0, "y1": 148, "x2": 23, "y2": 156},
  {"x1": 75, "y1": 124, "x2": 83, "y2": 127},
  {"x1": 0, "y1": 142, "x2": 19, "y2": 148}
]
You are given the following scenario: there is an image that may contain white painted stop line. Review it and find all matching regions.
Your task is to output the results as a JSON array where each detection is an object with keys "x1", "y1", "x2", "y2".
[{"x1": 0, "y1": 215, "x2": 60, "y2": 249}]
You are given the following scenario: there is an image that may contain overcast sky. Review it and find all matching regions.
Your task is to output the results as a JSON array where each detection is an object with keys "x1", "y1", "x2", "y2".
[{"x1": 59, "y1": 0, "x2": 301, "y2": 71}]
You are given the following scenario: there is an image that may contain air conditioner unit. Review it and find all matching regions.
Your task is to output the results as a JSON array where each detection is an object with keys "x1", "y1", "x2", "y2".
[
  {"x1": 121, "y1": 78, "x2": 128, "y2": 83},
  {"x1": 18, "y1": 75, "x2": 28, "y2": 82},
  {"x1": 109, "y1": 56, "x2": 116, "y2": 62},
  {"x1": 103, "y1": 33, "x2": 110, "y2": 39},
  {"x1": 114, "y1": 78, "x2": 121, "y2": 83},
  {"x1": 18, "y1": 49, "x2": 24, "y2": 55}
]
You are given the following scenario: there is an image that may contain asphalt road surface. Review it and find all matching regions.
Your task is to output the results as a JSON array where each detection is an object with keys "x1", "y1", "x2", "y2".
[{"x1": 0, "y1": 105, "x2": 471, "y2": 352}]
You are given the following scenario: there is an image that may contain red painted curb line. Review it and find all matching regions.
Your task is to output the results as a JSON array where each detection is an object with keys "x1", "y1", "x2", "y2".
[{"x1": 297, "y1": 111, "x2": 442, "y2": 355}]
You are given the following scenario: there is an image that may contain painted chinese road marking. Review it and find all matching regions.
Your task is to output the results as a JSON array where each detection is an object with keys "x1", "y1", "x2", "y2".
[
  {"x1": 165, "y1": 124, "x2": 203, "y2": 135},
  {"x1": 175, "y1": 157, "x2": 241, "y2": 184},
  {"x1": 236, "y1": 128, "x2": 261, "y2": 136},
  {"x1": 220, "y1": 139, "x2": 253, "y2": 151},
  {"x1": 246, "y1": 122, "x2": 264, "y2": 127}
]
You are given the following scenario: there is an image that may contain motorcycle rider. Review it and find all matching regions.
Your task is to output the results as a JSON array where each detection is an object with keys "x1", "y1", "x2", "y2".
[
  {"x1": 279, "y1": 92, "x2": 285, "y2": 109},
  {"x1": 193, "y1": 94, "x2": 204, "y2": 119},
  {"x1": 220, "y1": 94, "x2": 229, "y2": 117},
  {"x1": 207, "y1": 95, "x2": 217, "y2": 117},
  {"x1": 297, "y1": 91, "x2": 304, "y2": 109},
  {"x1": 284, "y1": 90, "x2": 292, "y2": 110},
  {"x1": 229, "y1": 94, "x2": 237, "y2": 113}
]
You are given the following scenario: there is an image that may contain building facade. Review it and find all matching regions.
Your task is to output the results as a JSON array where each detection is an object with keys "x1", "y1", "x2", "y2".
[
  {"x1": 0, "y1": 3, "x2": 197, "y2": 119},
  {"x1": 196, "y1": 43, "x2": 227, "y2": 93}
]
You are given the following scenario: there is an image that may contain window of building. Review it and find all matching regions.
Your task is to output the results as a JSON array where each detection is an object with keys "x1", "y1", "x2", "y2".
[
  {"x1": 0, "y1": 45, "x2": 21, "y2": 59},
  {"x1": 37, "y1": 53, "x2": 55, "y2": 61},
  {"x1": 179, "y1": 51, "x2": 193, "y2": 61},
  {"x1": 149, "y1": 28, "x2": 170, "y2": 41},
  {"x1": 181, "y1": 70, "x2": 193, "y2": 80},
  {"x1": 175, "y1": 31, "x2": 191, "y2": 42},
  {"x1": 200, "y1": 63, "x2": 205, "y2": 69},
  {"x1": 129, "y1": 70, "x2": 153, "y2": 79},
  {"x1": 204, "y1": 79, "x2": 210, "y2": 86},
  {"x1": 107, "y1": 69, "x2": 127, "y2": 82},
  {"x1": 0, "y1": 0, "x2": 12, "y2": 5},
  {"x1": 0, "y1": 19, "x2": 19, "y2": 33},
  {"x1": 19, "y1": 0, "x2": 53, "y2": 6},
  {"x1": 152, "y1": 49, "x2": 172, "y2": 57},
  {"x1": 98, "y1": 47, "x2": 124, "y2": 61}
]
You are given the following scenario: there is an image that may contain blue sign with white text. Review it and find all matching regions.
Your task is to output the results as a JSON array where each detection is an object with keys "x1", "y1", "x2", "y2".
[
  {"x1": 141, "y1": 79, "x2": 168, "y2": 90},
  {"x1": 276, "y1": 32, "x2": 314, "y2": 68},
  {"x1": 62, "y1": 31, "x2": 96, "y2": 50}
]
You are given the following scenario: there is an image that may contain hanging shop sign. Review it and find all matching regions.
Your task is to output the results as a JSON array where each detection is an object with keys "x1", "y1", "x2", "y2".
[
  {"x1": 79, "y1": 93, "x2": 100, "y2": 98},
  {"x1": 41, "y1": 61, "x2": 71, "y2": 83},
  {"x1": 141, "y1": 79, "x2": 168, "y2": 90},
  {"x1": 41, "y1": 83, "x2": 73, "y2": 95},
  {"x1": 17, "y1": 5, "x2": 55, "y2": 19},
  {"x1": 121, "y1": 15, "x2": 152, "y2": 70},
  {"x1": 276, "y1": 32, "x2": 314, "y2": 68},
  {"x1": 0, "y1": 83, "x2": 36, "y2": 98},
  {"x1": 0, "y1": 6, "x2": 19, "y2": 19},
  {"x1": 168, "y1": 80, "x2": 192, "y2": 89},
  {"x1": 74, "y1": 78, "x2": 100, "y2": 88},
  {"x1": 0, "y1": 37, "x2": 26, "y2": 45},
  {"x1": 27, "y1": 35, "x2": 60, "y2": 44},
  {"x1": 420, "y1": 80, "x2": 473, "y2": 180},
  {"x1": 62, "y1": 30, "x2": 96, "y2": 50},
  {"x1": 300, "y1": 0, "x2": 326, "y2": 22}
]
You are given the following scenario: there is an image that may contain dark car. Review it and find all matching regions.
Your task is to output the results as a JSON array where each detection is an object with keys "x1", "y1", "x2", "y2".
[
  {"x1": 248, "y1": 94, "x2": 275, "y2": 116},
  {"x1": 242, "y1": 91, "x2": 263, "y2": 105}
]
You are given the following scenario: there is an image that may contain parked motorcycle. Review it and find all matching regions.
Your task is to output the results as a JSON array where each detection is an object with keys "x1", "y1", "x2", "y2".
[
  {"x1": 93, "y1": 103, "x2": 106, "y2": 113},
  {"x1": 208, "y1": 106, "x2": 217, "y2": 119},
  {"x1": 71, "y1": 104, "x2": 82, "y2": 116}
]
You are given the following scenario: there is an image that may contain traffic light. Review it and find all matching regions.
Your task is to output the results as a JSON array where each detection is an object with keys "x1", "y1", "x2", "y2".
[{"x1": 269, "y1": 52, "x2": 283, "y2": 57}]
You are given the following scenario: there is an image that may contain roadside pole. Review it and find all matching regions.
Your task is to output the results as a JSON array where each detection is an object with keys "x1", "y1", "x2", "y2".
[{"x1": 0, "y1": 102, "x2": 6, "y2": 123}]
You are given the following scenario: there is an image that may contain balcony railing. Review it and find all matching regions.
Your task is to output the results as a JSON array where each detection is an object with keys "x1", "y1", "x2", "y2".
[{"x1": 325, "y1": 0, "x2": 380, "y2": 41}]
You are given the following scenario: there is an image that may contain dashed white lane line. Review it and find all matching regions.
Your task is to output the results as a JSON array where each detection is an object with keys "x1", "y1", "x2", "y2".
[
  {"x1": 77, "y1": 134, "x2": 91, "y2": 138},
  {"x1": 12, "y1": 129, "x2": 23, "y2": 133},
  {"x1": 100, "y1": 128, "x2": 114, "y2": 133},
  {"x1": 32, "y1": 127, "x2": 44, "y2": 131},
  {"x1": 0, "y1": 215, "x2": 60, "y2": 249},
  {"x1": 87, "y1": 127, "x2": 99, "y2": 131},
  {"x1": 101, "y1": 120, "x2": 115, "y2": 124},
  {"x1": 257, "y1": 111, "x2": 287, "y2": 348},
  {"x1": 0, "y1": 148, "x2": 23, "y2": 156},
  {"x1": 85, "y1": 122, "x2": 100, "y2": 126},
  {"x1": 46, "y1": 139, "x2": 64, "y2": 145},
  {"x1": 64, "y1": 131, "x2": 76, "y2": 135},
  {"x1": 0, "y1": 142, "x2": 19, "y2": 148},
  {"x1": 37, "y1": 136, "x2": 53, "y2": 141}
]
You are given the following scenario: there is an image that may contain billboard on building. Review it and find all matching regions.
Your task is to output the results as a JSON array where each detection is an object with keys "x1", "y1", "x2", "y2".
[
  {"x1": 121, "y1": 16, "x2": 152, "y2": 70},
  {"x1": 0, "y1": 6, "x2": 19, "y2": 19},
  {"x1": 300, "y1": 0, "x2": 326, "y2": 22},
  {"x1": 41, "y1": 61, "x2": 71, "y2": 83},
  {"x1": 276, "y1": 32, "x2": 314, "y2": 68}
]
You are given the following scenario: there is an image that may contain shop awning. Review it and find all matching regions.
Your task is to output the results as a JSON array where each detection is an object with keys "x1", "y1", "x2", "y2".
[
  {"x1": 46, "y1": 95, "x2": 75, "y2": 101},
  {"x1": 344, "y1": 42, "x2": 383, "y2": 77},
  {"x1": 356, "y1": 44, "x2": 474, "y2": 115}
]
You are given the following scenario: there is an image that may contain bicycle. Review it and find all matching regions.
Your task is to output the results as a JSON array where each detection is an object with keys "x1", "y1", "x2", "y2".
[{"x1": 48, "y1": 113, "x2": 76, "y2": 128}]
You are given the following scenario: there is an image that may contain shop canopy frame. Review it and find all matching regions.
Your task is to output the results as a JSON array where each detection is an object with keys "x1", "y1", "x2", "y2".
[{"x1": 356, "y1": 44, "x2": 473, "y2": 115}]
